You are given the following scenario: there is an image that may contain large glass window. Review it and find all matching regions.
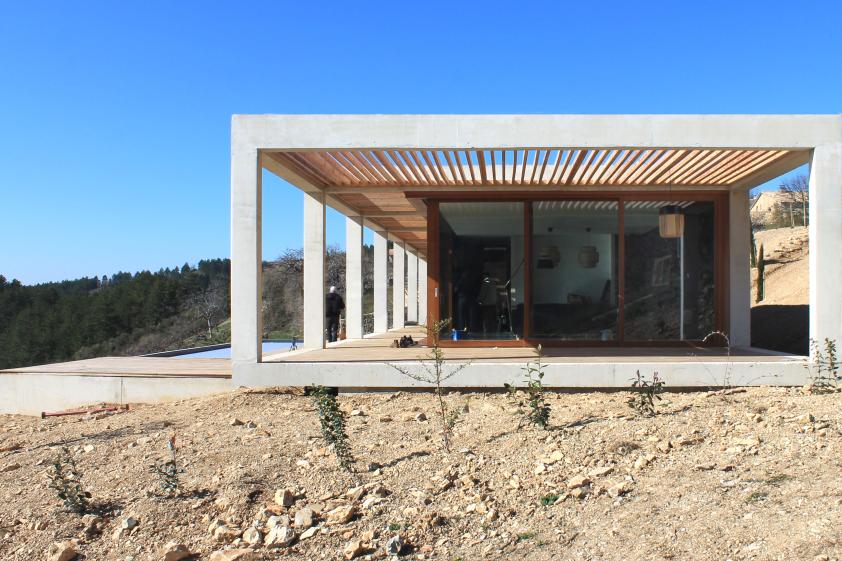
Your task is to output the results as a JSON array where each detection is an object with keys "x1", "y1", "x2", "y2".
[
  {"x1": 531, "y1": 201, "x2": 619, "y2": 340},
  {"x1": 439, "y1": 202, "x2": 524, "y2": 340},
  {"x1": 623, "y1": 201, "x2": 716, "y2": 341}
]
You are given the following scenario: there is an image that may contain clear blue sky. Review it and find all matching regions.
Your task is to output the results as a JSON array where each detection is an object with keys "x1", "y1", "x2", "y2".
[{"x1": 0, "y1": 1, "x2": 839, "y2": 284}]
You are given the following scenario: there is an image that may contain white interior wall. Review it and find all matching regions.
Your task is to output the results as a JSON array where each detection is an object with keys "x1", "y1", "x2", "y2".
[{"x1": 532, "y1": 233, "x2": 614, "y2": 304}]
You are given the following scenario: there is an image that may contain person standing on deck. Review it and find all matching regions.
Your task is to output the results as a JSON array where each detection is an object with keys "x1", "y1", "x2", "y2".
[{"x1": 325, "y1": 286, "x2": 345, "y2": 343}]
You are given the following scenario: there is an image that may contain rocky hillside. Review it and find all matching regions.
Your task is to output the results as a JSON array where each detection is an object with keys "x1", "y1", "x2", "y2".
[
  {"x1": 1, "y1": 387, "x2": 840, "y2": 560},
  {"x1": 751, "y1": 227, "x2": 809, "y2": 354},
  {"x1": 753, "y1": 226, "x2": 808, "y2": 307}
]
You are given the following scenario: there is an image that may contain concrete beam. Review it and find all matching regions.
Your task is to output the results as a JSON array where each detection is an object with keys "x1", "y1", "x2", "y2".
[
  {"x1": 729, "y1": 189, "x2": 751, "y2": 347},
  {"x1": 407, "y1": 249, "x2": 418, "y2": 323},
  {"x1": 234, "y1": 114, "x2": 842, "y2": 151},
  {"x1": 231, "y1": 146, "x2": 262, "y2": 364},
  {"x1": 392, "y1": 241, "x2": 405, "y2": 329},
  {"x1": 373, "y1": 230, "x2": 388, "y2": 334},
  {"x1": 809, "y1": 142, "x2": 842, "y2": 350},
  {"x1": 345, "y1": 216, "x2": 364, "y2": 340},
  {"x1": 303, "y1": 191, "x2": 326, "y2": 349}
]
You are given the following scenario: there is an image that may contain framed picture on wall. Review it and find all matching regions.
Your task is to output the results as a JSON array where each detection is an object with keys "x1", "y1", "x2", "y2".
[{"x1": 651, "y1": 255, "x2": 673, "y2": 287}]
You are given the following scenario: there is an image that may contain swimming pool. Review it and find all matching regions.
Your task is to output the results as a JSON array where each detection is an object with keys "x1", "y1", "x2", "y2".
[{"x1": 169, "y1": 341, "x2": 299, "y2": 358}]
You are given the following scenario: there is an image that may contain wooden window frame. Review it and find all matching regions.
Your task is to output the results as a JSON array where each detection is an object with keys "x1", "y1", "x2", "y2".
[{"x1": 423, "y1": 190, "x2": 728, "y2": 348}]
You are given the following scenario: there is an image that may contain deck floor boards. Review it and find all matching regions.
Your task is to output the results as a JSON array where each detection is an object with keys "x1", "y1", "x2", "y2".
[
  {"x1": 0, "y1": 357, "x2": 231, "y2": 378},
  {"x1": 0, "y1": 325, "x2": 802, "y2": 379}
]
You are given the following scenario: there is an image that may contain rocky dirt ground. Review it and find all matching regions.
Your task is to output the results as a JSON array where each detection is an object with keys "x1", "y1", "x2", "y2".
[{"x1": 1, "y1": 386, "x2": 840, "y2": 561}]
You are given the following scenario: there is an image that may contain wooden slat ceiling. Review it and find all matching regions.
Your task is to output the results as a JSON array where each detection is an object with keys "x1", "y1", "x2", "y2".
[{"x1": 268, "y1": 148, "x2": 799, "y2": 256}]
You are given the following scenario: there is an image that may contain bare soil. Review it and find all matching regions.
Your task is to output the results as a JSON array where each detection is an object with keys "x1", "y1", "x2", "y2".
[{"x1": 1, "y1": 387, "x2": 840, "y2": 561}]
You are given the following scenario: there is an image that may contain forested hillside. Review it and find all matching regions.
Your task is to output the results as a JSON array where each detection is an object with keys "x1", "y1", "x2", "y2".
[
  {"x1": 0, "y1": 259, "x2": 231, "y2": 369},
  {"x1": 0, "y1": 246, "x2": 373, "y2": 369}
]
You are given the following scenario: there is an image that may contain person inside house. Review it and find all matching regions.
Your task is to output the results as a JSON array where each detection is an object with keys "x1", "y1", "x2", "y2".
[
  {"x1": 325, "y1": 286, "x2": 345, "y2": 343},
  {"x1": 476, "y1": 271, "x2": 500, "y2": 336}
]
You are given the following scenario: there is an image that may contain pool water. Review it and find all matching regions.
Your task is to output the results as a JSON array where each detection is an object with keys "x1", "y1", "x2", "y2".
[{"x1": 171, "y1": 341, "x2": 298, "y2": 358}]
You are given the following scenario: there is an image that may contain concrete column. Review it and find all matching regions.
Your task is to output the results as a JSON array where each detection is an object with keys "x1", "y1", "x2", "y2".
[
  {"x1": 373, "y1": 230, "x2": 388, "y2": 334},
  {"x1": 728, "y1": 188, "x2": 751, "y2": 347},
  {"x1": 303, "y1": 191, "x2": 326, "y2": 349},
  {"x1": 406, "y1": 249, "x2": 418, "y2": 323},
  {"x1": 393, "y1": 241, "x2": 406, "y2": 329},
  {"x1": 345, "y1": 216, "x2": 364, "y2": 340},
  {"x1": 809, "y1": 143, "x2": 842, "y2": 350},
  {"x1": 419, "y1": 257, "x2": 428, "y2": 326},
  {"x1": 231, "y1": 147, "x2": 262, "y2": 364}
]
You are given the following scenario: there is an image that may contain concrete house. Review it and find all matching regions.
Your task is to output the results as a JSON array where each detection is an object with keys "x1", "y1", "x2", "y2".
[
  {"x1": 231, "y1": 114, "x2": 842, "y2": 388},
  {"x1": 2, "y1": 114, "x2": 840, "y2": 415}
]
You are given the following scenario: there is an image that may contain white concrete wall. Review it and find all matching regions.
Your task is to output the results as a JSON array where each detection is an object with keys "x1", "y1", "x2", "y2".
[
  {"x1": 345, "y1": 216, "x2": 363, "y2": 339},
  {"x1": 234, "y1": 357, "x2": 808, "y2": 389},
  {"x1": 373, "y1": 230, "x2": 388, "y2": 333},
  {"x1": 230, "y1": 145, "x2": 262, "y2": 364},
  {"x1": 729, "y1": 189, "x2": 752, "y2": 347},
  {"x1": 407, "y1": 249, "x2": 418, "y2": 323},
  {"x1": 419, "y1": 258, "x2": 428, "y2": 326},
  {"x1": 392, "y1": 242, "x2": 405, "y2": 329},
  {"x1": 303, "y1": 191, "x2": 326, "y2": 349},
  {"x1": 0, "y1": 374, "x2": 232, "y2": 416},
  {"x1": 809, "y1": 141, "x2": 842, "y2": 349}
]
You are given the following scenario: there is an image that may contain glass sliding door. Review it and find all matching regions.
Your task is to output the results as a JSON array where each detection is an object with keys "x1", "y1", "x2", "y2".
[
  {"x1": 623, "y1": 201, "x2": 716, "y2": 341},
  {"x1": 432, "y1": 196, "x2": 719, "y2": 345},
  {"x1": 439, "y1": 202, "x2": 525, "y2": 340},
  {"x1": 531, "y1": 200, "x2": 619, "y2": 340}
]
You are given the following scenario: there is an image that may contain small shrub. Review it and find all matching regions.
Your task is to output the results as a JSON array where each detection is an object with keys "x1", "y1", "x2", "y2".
[
  {"x1": 517, "y1": 531, "x2": 536, "y2": 542},
  {"x1": 389, "y1": 318, "x2": 469, "y2": 452},
  {"x1": 765, "y1": 473, "x2": 793, "y2": 486},
  {"x1": 149, "y1": 435, "x2": 182, "y2": 494},
  {"x1": 539, "y1": 493, "x2": 559, "y2": 506},
  {"x1": 807, "y1": 338, "x2": 840, "y2": 392},
  {"x1": 627, "y1": 370, "x2": 665, "y2": 417},
  {"x1": 310, "y1": 385, "x2": 354, "y2": 471},
  {"x1": 505, "y1": 344, "x2": 552, "y2": 429},
  {"x1": 48, "y1": 445, "x2": 90, "y2": 514},
  {"x1": 388, "y1": 522, "x2": 402, "y2": 532},
  {"x1": 746, "y1": 491, "x2": 768, "y2": 503}
]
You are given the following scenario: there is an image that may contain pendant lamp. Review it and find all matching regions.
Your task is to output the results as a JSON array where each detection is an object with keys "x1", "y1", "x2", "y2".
[{"x1": 659, "y1": 205, "x2": 685, "y2": 238}]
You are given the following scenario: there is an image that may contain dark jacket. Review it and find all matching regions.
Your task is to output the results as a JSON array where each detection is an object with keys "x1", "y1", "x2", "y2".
[{"x1": 326, "y1": 292, "x2": 345, "y2": 317}]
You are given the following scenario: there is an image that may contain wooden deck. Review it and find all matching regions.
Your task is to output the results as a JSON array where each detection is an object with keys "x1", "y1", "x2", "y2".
[
  {"x1": 0, "y1": 356, "x2": 231, "y2": 378},
  {"x1": 264, "y1": 326, "x2": 802, "y2": 364},
  {"x1": 0, "y1": 327, "x2": 801, "y2": 380}
]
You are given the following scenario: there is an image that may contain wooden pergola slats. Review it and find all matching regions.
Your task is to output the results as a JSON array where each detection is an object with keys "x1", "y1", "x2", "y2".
[
  {"x1": 267, "y1": 146, "x2": 804, "y2": 256},
  {"x1": 279, "y1": 147, "x2": 801, "y2": 189}
]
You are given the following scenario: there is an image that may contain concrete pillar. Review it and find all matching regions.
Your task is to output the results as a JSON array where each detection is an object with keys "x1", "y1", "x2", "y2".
[
  {"x1": 231, "y1": 147, "x2": 262, "y2": 364},
  {"x1": 303, "y1": 191, "x2": 326, "y2": 349},
  {"x1": 419, "y1": 257, "x2": 428, "y2": 326},
  {"x1": 406, "y1": 249, "x2": 418, "y2": 323},
  {"x1": 373, "y1": 230, "x2": 388, "y2": 334},
  {"x1": 345, "y1": 216, "x2": 364, "y2": 340},
  {"x1": 809, "y1": 143, "x2": 842, "y2": 350},
  {"x1": 728, "y1": 188, "x2": 751, "y2": 347},
  {"x1": 393, "y1": 241, "x2": 406, "y2": 329}
]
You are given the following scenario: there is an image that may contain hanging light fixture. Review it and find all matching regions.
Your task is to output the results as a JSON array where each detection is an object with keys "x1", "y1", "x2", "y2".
[{"x1": 659, "y1": 204, "x2": 685, "y2": 238}]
